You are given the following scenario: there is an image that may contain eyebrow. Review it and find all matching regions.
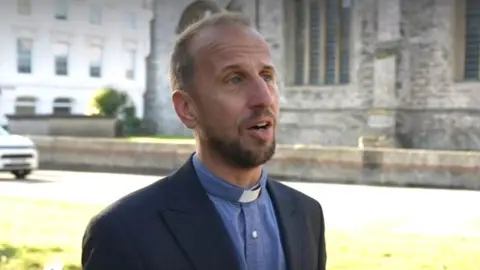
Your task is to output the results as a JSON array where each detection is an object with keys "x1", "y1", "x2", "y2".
[
  {"x1": 219, "y1": 64, "x2": 276, "y2": 74},
  {"x1": 262, "y1": 65, "x2": 276, "y2": 73}
]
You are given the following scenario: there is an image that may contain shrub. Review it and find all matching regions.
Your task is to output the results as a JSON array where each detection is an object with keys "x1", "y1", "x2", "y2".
[{"x1": 90, "y1": 87, "x2": 142, "y2": 136}]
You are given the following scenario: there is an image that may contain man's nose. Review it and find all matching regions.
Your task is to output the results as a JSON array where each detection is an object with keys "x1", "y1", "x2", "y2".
[{"x1": 247, "y1": 77, "x2": 276, "y2": 108}]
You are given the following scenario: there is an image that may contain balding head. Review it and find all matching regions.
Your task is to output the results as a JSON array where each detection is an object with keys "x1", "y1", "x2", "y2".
[
  {"x1": 170, "y1": 11, "x2": 278, "y2": 170},
  {"x1": 169, "y1": 12, "x2": 254, "y2": 93}
]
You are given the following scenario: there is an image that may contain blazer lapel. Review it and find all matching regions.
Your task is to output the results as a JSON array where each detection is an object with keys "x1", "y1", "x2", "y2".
[
  {"x1": 267, "y1": 180, "x2": 306, "y2": 270},
  {"x1": 159, "y1": 158, "x2": 240, "y2": 270}
]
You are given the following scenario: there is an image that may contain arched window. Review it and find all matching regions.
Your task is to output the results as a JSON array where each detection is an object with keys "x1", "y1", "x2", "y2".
[
  {"x1": 14, "y1": 96, "x2": 37, "y2": 115},
  {"x1": 53, "y1": 97, "x2": 73, "y2": 115}
]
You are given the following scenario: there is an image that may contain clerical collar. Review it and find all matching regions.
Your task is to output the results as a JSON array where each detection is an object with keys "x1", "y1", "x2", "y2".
[{"x1": 192, "y1": 153, "x2": 267, "y2": 203}]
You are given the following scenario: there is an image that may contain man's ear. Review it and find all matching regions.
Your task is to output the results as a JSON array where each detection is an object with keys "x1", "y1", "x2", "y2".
[{"x1": 172, "y1": 90, "x2": 197, "y2": 129}]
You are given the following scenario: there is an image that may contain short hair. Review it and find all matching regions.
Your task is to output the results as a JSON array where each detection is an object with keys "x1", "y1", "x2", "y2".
[{"x1": 169, "y1": 12, "x2": 253, "y2": 92}]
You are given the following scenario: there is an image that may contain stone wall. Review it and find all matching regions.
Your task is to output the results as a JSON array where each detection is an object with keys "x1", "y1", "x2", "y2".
[
  {"x1": 7, "y1": 115, "x2": 117, "y2": 137},
  {"x1": 394, "y1": 0, "x2": 480, "y2": 150},
  {"x1": 143, "y1": 0, "x2": 195, "y2": 136},
  {"x1": 396, "y1": 109, "x2": 480, "y2": 151},
  {"x1": 30, "y1": 136, "x2": 480, "y2": 191},
  {"x1": 278, "y1": 107, "x2": 366, "y2": 146}
]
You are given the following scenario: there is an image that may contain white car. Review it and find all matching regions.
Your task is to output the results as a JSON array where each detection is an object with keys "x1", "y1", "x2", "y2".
[{"x1": 0, "y1": 126, "x2": 38, "y2": 179}]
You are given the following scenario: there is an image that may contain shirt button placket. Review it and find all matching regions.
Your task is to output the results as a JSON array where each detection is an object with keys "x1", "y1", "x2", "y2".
[{"x1": 243, "y1": 205, "x2": 258, "y2": 269}]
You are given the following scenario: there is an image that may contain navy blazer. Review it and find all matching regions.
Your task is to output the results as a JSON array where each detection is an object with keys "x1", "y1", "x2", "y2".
[{"x1": 81, "y1": 156, "x2": 327, "y2": 270}]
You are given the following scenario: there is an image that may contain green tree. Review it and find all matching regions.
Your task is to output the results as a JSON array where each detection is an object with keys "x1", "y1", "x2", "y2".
[
  {"x1": 90, "y1": 88, "x2": 129, "y2": 117},
  {"x1": 90, "y1": 87, "x2": 142, "y2": 136}
]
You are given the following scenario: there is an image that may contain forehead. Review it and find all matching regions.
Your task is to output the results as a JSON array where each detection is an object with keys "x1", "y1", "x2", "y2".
[{"x1": 191, "y1": 25, "x2": 274, "y2": 72}]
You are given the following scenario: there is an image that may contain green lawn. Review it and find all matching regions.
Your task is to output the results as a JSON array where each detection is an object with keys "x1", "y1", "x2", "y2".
[
  {"x1": 0, "y1": 196, "x2": 479, "y2": 270},
  {"x1": 0, "y1": 197, "x2": 103, "y2": 270}
]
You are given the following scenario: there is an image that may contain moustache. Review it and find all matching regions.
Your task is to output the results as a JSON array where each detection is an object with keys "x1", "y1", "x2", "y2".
[{"x1": 241, "y1": 108, "x2": 276, "y2": 126}]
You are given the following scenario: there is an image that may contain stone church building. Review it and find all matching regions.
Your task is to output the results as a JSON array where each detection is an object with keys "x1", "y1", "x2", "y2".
[{"x1": 144, "y1": 0, "x2": 480, "y2": 151}]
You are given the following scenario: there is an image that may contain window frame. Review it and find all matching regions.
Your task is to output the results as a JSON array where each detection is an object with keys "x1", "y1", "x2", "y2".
[
  {"x1": 455, "y1": 0, "x2": 480, "y2": 81},
  {"x1": 124, "y1": 49, "x2": 136, "y2": 80},
  {"x1": 125, "y1": 12, "x2": 136, "y2": 29},
  {"x1": 89, "y1": 4, "x2": 102, "y2": 25},
  {"x1": 14, "y1": 96, "x2": 37, "y2": 115},
  {"x1": 17, "y1": 0, "x2": 31, "y2": 15},
  {"x1": 284, "y1": 0, "x2": 352, "y2": 86},
  {"x1": 54, "y1": 42, "x2": 70, "y2": 76},
  {"x1": 89, "y1": 45, "x2": 103, "y2": 78},
  {"x1": 53, "y1": 97, "x2": 73, "y2": 115},
  {"x1": 54, "y1": 0, "x2": 69, "y2": 20},
  {"x1": 17, "y1": 37, "x2": 33, "y2": 74}
]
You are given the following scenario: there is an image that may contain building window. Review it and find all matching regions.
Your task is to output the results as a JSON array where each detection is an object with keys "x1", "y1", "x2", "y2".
[
  {"x1": 143, "y1": 0, "x2": 153, "y2": 9},
  {"x1": 17, "y1": 38, "x2": 33, "y2": 74},
  {"x1": 53, "y1": 97, "x2": 72, "y2": 115},
  {"x1": 54, "y1": 42, "x2": 69, "y2": 76},
  {"x1": 125, "y1": 12, "x2": 136, "y2": 29},
  {"x1": 14, "y1": 96, "x2": 37, "y2": 115},
  {"x1": 464, "y1": 0, "x2": 480, "y2": 80},
  {"x1": 89, "y1": 46, "x2": 102, "y2": 78},
  {"x1": 288, "y1": 0, "x2": 351, "y2": 85},
  {"x1": 17, "y1": 0, "x2": 31, "y2": 15},
  {"x1": 54, "y1": 0, "x2": 68, "y2": 20},
  {"x1": 125, "y1": 49, "x2": 136, "y2": 79},
  {"x1": 89, "y1": 4, "x2": 102, "y2": 25}
]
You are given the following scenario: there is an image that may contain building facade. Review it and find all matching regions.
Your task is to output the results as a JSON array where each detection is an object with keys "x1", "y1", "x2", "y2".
[
  {"x1": 0, "y1": 0, "x2": 152, "y2": 126},
  {"x1": 145, "y1": 0, "x2": 480, "y2": 151}
]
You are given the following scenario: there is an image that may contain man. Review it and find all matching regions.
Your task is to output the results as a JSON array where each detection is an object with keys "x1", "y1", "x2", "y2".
[{"x1": 81, "y1": 12, "x2": 326, "y2": 270}]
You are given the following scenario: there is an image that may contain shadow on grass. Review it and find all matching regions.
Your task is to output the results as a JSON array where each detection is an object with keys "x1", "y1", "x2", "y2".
[
  {"x1": 0, "y1": 243, "x2": 80, "y2": 270},
  {"x1": 0, "y1": 176, "x2": 56, "y2": 184},
  {"x1": 0, "y1": 243, "x2": 18, "y2": 258}
]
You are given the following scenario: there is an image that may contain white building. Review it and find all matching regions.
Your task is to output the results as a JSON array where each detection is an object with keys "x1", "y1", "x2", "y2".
[{"x1": 0, "y1": 0, "x2": 153, "y2": 126}]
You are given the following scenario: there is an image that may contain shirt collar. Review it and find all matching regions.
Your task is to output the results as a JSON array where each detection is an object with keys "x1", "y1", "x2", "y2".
[{"x1": 192, "y1": 153, "x2": 267, "y2": 203}]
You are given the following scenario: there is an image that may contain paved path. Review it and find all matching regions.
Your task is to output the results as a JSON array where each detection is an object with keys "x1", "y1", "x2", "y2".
[{"x1": 1, "y1": 170, "x2": 479, "y2": 237}]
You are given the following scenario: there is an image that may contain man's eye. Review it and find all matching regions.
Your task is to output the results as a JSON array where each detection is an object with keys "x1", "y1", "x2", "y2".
[
  {"x1": 229, "y1": 76, "x2": 243, "y2": 84},
  {"x1": 262, "y1": 74, "x2": 273, "y2": 82}
]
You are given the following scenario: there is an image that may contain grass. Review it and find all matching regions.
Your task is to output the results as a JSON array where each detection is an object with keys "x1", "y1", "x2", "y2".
[
  {"x1": 0, "y1": 197, "x2": 104, "y2": 270},
  {"x1": 1, "y1": 196, "x2": 479, "y2": 270},
  {"x1": 328, "y1": 229, "x2": 480, "y2": 269}
]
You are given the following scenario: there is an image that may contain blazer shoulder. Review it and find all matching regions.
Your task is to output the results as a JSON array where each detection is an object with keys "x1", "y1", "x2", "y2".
[
  {"x1": 88, "y1": 174, "x2": 177, "y2": 227},
  {"x1": 81, "y1": 175, "x2": 179, "y2": 270}
]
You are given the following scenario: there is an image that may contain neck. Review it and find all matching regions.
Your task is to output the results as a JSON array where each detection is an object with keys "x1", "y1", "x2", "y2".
[{"x1": 196, "y1": 147, "x2": 262, "y2": 189}]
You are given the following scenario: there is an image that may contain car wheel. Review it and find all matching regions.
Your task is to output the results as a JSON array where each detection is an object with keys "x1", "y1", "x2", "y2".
[{"x1": 11, "y1": 170, "x2": 31, "y2": 179}]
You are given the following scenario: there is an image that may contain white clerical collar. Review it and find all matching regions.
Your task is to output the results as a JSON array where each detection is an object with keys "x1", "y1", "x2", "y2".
[
  {"x1": 192, "y1": 154, "x2": 267, "y2": 203},
  {"x1": 238, "y1": 185, "x2": 262, "y2": 203}
]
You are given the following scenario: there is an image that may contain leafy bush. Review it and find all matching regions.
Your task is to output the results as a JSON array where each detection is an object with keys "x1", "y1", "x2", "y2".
[{"x1": 90, "y1": 87, "x2": 143, "y2": 136}]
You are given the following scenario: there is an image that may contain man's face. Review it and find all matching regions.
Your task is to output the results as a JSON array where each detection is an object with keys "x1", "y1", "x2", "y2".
[{"x1": 188, "y1": 25, "x2": 279, "y2": 169}]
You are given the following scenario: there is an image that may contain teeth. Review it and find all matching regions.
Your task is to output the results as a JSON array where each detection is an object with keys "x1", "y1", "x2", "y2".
[{"x1": 255, "y1": 122, "x2": 267, "y2": 128}]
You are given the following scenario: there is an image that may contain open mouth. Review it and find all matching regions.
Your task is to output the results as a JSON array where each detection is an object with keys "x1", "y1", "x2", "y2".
[{"x1": 248, "y1": 121, "x2": 272, "y2": 130}]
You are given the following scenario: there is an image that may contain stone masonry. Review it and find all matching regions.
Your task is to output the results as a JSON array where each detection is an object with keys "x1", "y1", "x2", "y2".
[{"x1": 146, "y1": 0, "x2": 480, "y2": 151}]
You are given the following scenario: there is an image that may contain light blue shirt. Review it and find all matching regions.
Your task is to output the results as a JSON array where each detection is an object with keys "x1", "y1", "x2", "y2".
[{"x1": 192, "y1": 153, "x2": 287, "y2": 270}]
